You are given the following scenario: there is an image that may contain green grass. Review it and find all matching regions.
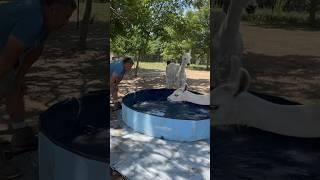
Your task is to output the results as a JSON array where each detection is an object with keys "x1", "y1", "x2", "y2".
[
  {"x1": 136, "y1": 61, "x2": 209, "y2": 71},
  {"x1": 189, "y1": 64, "x2": 210, "y2": 71},
  {"x1": 242, "y1": 8, "x2": 320, "y2": 28},
  {"x1": 137, "y1": 62, "x2": 166, "y2": 71},
  {"x1": 213, "y1": 7, "x2": 320, "y2": 28}
]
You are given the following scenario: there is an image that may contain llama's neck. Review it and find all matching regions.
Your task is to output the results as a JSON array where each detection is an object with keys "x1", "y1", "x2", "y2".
[
  {"x1": 180, "y1": 58, "x2": 187, "y2": 70},
  {"x1": 177, "y1": 58, "x2": 187, "y2": 77},
  {"x1": 183, "y1": 91, "x2": 210, "y2": 106},
  {"x1": 236, "y1": 92, "x2": 320, "y2": 138},
  {"x1": 221, "y1": 0, "x2": 245, "y2": 40}
]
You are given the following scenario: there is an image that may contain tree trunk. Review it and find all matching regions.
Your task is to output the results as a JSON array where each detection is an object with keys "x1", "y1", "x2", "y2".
[
  {"x1": 79, "y1": 0, "x2": 92, "y2": 50},
  {"x1": 135, "y1": 50, "x2": 142, "y2": 77},
  {"x1": 106, "y1": 1, "x2": 110, "y2": 54},
  {"x1": 135, "y1": 36, "x2": 149, "y2": 77},
  {"x1": 222, "y1": 0, "x2": 230, "y2": 14},
  {"x1": 309, "y1": 0, "x2": 319, "y2": 25},
  {"x1": 206, "y1": 48, "x2": 210, "y2": 70},
  {"x1": 77, "y1": 0, "x2": 80, "y2": 29},
  {"x1": 210, "y1": 0, "x2": 215, "y2": 89}
]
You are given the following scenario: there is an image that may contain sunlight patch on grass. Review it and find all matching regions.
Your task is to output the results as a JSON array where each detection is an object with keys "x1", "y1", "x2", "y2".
[
  {"x1": 137, "y1": 62, "x2": 166, "y2": 71},
  {"x1": 136, "y1": 61, "x2": 209, "y2": 71}
]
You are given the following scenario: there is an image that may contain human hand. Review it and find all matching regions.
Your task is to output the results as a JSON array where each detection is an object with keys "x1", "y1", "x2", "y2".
[
  {"x1": 111, "y1": 100, "x2": 122, "y2": 111},
  {"x1": 114, "y1": 100, "x2": 122, "y2": 109}
]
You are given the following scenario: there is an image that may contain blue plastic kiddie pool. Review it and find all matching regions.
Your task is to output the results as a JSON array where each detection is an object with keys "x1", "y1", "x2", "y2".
[
  {"x1": 39, "y1": 90, "x2": 108, "y2": 180},
  {"x1": 121, "y1": 88, "x2": 210, "y2": 142},
  {"x1": 212, "y1": 91, "x2": 320, "y2": 179}
]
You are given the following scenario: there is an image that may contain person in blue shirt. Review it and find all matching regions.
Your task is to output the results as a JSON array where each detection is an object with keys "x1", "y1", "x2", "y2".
[
  {"x1": 110, "y1": 57, "x2": 134, "y2": 107},
  {"x1": 0, "y1": 0, "x2": 76, "y2": 178}
]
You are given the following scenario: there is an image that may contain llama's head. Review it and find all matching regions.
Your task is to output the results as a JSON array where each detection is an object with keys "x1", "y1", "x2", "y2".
[
  {"x1": 182, "y1": 52, "x2": 192, "y2": 66},
  {"x1": 211, "y1": 56, "x2": 251, "y2": 125},
  {"x1": 167, "y1": 84, "x2": 189, "y2": 102}
]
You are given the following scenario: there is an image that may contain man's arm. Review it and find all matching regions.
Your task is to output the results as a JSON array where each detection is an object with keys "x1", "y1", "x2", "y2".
[
  {"x1": 0, "y1": 36, "x2": 24, "y2": 77},
  {"x1": 15, "y1": 45, "x2": 44, "y2": 84}
]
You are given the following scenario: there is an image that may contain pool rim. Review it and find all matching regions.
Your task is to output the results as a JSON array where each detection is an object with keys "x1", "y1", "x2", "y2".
[
  {"x1": 39, "y1": 90, "x2": 108, "y2": 163},
  {"x1": 122, "y1": 88, "x2": 210, "y2": 121}
]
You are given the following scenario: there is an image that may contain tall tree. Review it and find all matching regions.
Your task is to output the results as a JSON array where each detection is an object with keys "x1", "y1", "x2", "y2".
[
  {"x1": 79, "y1": 0, "x2": 93, "y2": 50},
  {"x1": 308, "y1": 0, "x2": 319, "y2": 25},
  {"x1": 111, "y1": 0, "x2": 189, "y2": 76}
]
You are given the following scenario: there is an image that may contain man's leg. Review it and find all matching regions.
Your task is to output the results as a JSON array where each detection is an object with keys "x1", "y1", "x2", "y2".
[
  {"x1": 5, "y1": 87, "x2": 37, "y2": 152},
  {"x1": 0, "y1": 91, "x2": 22, "y2": 179},
  {"x1": 6, "y1": 87, "x2": 25, "y2": 128}
]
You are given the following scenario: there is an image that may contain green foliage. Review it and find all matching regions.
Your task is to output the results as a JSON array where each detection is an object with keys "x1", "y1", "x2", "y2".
[
  {"x1": 242, "y1": 8, "x2": 320, "y2": 27},
  {"x1": 111, "y1": 0, "x2": 210, "y2": 68},
  {"x1": 238, "y1": 0, "x2": 320, "y2": 28},
  {"x1": 273, "y1": 0, "x2": 288, "y2": 15}
]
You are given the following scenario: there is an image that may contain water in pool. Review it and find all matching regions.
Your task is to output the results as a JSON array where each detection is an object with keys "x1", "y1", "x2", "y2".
[{"x1": 131, "y1": 100, "x2": 209, "y2": 120}]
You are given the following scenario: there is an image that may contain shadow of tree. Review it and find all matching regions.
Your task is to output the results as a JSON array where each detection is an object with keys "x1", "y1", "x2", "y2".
[
  {"x1": 119, "y1": 69, "x2": 210, "y2": 97},
  {"x1": 246, "y1": 22, "x2": 320, "y2": 32},
  {"x1": 111, "y1": 122, "x2": 209, "y2": 179},
  {"x1": 211, "y1": 52, "x2": 320, "y2": 179},
  {"x1": 212, "y1": 126, "x2": 320, "y2": 180},
  {"x1": 242, "y1": 52, "x2": 320, "y2": 104},
  {"x1": 111, "y1": 68, "x2": 209, "y2": 179},
  {"x1": 1, "y1": 21, "x2": 107, "y2": 129}
]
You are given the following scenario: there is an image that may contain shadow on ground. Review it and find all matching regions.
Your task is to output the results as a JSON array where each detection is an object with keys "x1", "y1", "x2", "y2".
[
  {"x1": 0, "y1": 21, "x2": 107, "y2": 180},
  {"x1": 212, "y1": 126, "x2": 320, "y2": 180},
  {"x1": 246, "y1": 22, "x2": 320, "y2": 32},
  {"x1": 243, "y1": 52, "x2": 320, "y2": 104},
  {"x1": 119, "y1": 68, "x2": 210, "y2": 97}
]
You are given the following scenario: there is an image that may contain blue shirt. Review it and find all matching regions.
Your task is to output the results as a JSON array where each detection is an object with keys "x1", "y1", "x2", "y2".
[
  {"x1": 110, "y1": 60, "x2": 125, "y2": 79},
  {"x1": 0, "y1": 0, "x2": 48, "y2": 52}
]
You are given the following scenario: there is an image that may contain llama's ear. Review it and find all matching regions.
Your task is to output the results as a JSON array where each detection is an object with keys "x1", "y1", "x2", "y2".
[{"x1": 233, "y1": 68, "x2": 251, "y2": 96}]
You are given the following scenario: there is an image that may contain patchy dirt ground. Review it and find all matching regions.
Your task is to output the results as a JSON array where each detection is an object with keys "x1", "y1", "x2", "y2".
[
  {"x1": 111, "y1": 69, "x2": 209, "y2": 180},
  {"x1": 0, "y1": 22, "x2": 107, "y2": 128},
  {"x1": 0, "y1": 21, "x2": 107, "y2": 180},
  {"x1": 0, "y1": 20, "x2": 319, "y2": 179},
  {"x1": 241, "y1": 23, "x2": 320, "y2": 104},
  {"x1": 118, "y1": 69, "x2": 210, "y2": 98}
]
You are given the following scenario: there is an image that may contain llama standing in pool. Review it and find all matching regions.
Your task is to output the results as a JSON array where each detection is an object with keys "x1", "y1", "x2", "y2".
[
  {"x1": 167, "y1": 84, "x2": 210, "y2": 106},
  {"x1": 211, "y1": 56, "x2": 320, "y2": 138},
  {"x1": 166, "y1": 51, "x2": 191, "y2": 89},
  {"x1": 212, "y1": 0, "x2": 257, "y2": 86}
]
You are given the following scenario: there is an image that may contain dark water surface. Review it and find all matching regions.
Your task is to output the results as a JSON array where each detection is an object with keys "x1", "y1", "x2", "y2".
[
  {"x1": 212, "y1": 126, "x2": 320, "y2": 180},
  {"x1": 212, "y1": 92, "x2": 320, "y2": 179},
  {"x1": 122, "y1": 89, "x2": 209, "y2": 120},
  {"x1": 132, "y1": 100, "x2": 209, "y2": 120},
  {"x1": 40, "y1": 90, "x2": 108, "y2": 162}
]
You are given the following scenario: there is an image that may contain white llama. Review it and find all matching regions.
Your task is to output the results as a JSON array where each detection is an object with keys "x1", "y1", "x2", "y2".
[
  {"x1": 211, "y1": 56, "x2": 320, "y2": 138},
  {"x1": 212, "y1": 0, "x2": 257, "y2": 86},
  {"x1": 166, "y1": 51, "x2": 191, "y2": 89},
  {"x1": 167, "y1": 84, "x2": 210, "y2": 106}
]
